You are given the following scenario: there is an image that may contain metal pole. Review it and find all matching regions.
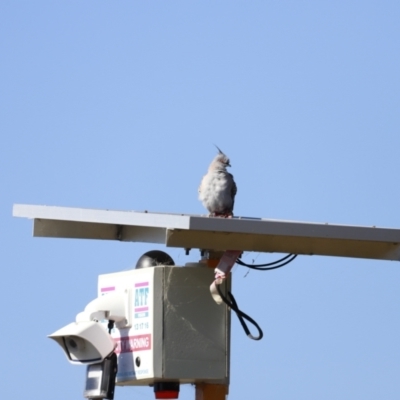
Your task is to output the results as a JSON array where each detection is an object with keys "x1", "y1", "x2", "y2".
[{"x1": 195, "y1": 383, "x2": 228, "y2": 400}]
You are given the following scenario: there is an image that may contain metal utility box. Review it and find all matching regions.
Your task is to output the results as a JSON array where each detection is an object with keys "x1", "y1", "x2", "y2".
[{"x1": 98, "y1": 265, "x2": 230, "y2": 386}]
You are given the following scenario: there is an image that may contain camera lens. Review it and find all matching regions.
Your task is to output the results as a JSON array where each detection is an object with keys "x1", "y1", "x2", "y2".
[{"x1": 68, "y1": 338, "x2": 78, "y2": 348}]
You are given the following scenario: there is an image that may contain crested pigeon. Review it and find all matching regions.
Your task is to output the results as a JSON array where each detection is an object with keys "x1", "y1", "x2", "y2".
[{"x1": 198, "y1": 146, "x2": 237, "y2": 217}]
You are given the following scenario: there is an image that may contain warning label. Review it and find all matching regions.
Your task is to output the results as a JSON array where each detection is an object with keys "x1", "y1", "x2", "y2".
[{"x1": 114, "y1": 334, "x2": 152, "y2": 353}]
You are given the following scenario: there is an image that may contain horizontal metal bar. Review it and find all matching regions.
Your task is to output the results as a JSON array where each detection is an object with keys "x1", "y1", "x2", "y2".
[
  {"x1": 33, "y1": 219, "x2": 166, "y2": 244},
  {"x1": 14, "y1": 204, "x2": 191, "y2": 229},
  {"x1": 13, "y1": 204, "x2": 400, "y2": 261},
  {"x1": 188, "y1": 216, "x2": 400, "y2": 243},
  {"x1": 166, "y1": 229, "x2": 400, "y2": 261}
]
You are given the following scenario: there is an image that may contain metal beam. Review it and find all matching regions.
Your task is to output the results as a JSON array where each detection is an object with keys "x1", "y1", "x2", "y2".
[{"x1": 13, "y1": 204, "x2": 400, "y2": 261}]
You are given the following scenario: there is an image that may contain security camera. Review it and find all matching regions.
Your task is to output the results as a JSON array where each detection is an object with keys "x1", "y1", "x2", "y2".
[
  {"x1": 48, "y1": 290, "x2": 130, "y2": 364},
  {"x1": 48, "y1": 320, "x2": 115, "y2": 365}
]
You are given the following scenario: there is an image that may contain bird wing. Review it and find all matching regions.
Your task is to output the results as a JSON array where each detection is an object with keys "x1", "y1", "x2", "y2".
[
  {"x1": 198, "y1": 174, "x2": 206, "y2": 195},
  {"x1": 229, "y1": 173, "x2": 237, "y2": 209}
]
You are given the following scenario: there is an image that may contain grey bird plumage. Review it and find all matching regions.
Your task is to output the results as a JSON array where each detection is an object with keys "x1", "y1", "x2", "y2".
[{"x1": 198, "y1": 146, "x2": 237, "y2": 217}]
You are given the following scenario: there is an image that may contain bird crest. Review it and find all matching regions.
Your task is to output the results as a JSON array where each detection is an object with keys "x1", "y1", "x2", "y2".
[
  {"x1": 214, "y1": 144, "x2": 224, "y2": 155},
  {"x1": 213, "y1": 145, "x2": 231, "y2": 167}
]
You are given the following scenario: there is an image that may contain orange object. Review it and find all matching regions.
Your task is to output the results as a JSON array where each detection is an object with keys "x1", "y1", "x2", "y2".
[
  {"x1": 195, "y1": 383, "x2": 228, "y2": 400},
  {"x1": 206, "y1": 258, "x2": 220, "y2": 268}
]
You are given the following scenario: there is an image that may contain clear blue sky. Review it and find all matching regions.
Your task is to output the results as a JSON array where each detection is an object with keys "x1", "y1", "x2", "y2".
[{"x1": 2, "y1": 1, "x2": 400, "y2": 399}]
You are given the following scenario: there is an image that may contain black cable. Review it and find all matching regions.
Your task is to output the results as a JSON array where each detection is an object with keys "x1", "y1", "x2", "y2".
[
  {"x1": 237, "y1": 253, "x2": 293, "y2": 267},
  {"x1": 108, "y1": 320, "x2": 115, "y2": 334},
  {"x1": 236, "y1": 254, "x2": 298, "y2": 270},
  {"x1": 216, "y1": 284, "x2": 263, "y2": 341},
  {"x1": 214, "y1": 254, "x2": 297, "y2": 339}
]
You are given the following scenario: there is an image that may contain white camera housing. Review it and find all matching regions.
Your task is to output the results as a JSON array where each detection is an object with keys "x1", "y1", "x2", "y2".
[
  {"x1": 76, "y1": 290, "x2": 131, "y2": 329},
  {"x1": 49, "y1": 290, "x2": 130, "y2": 365},
  {"x1": 49, "y1": 321, "x2": 115, "y2": 365}
]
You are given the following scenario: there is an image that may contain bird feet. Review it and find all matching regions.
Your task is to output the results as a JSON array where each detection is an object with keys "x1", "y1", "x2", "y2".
[{"x1": 209, "y1": 212, "x2": 233, "y2": 218}]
